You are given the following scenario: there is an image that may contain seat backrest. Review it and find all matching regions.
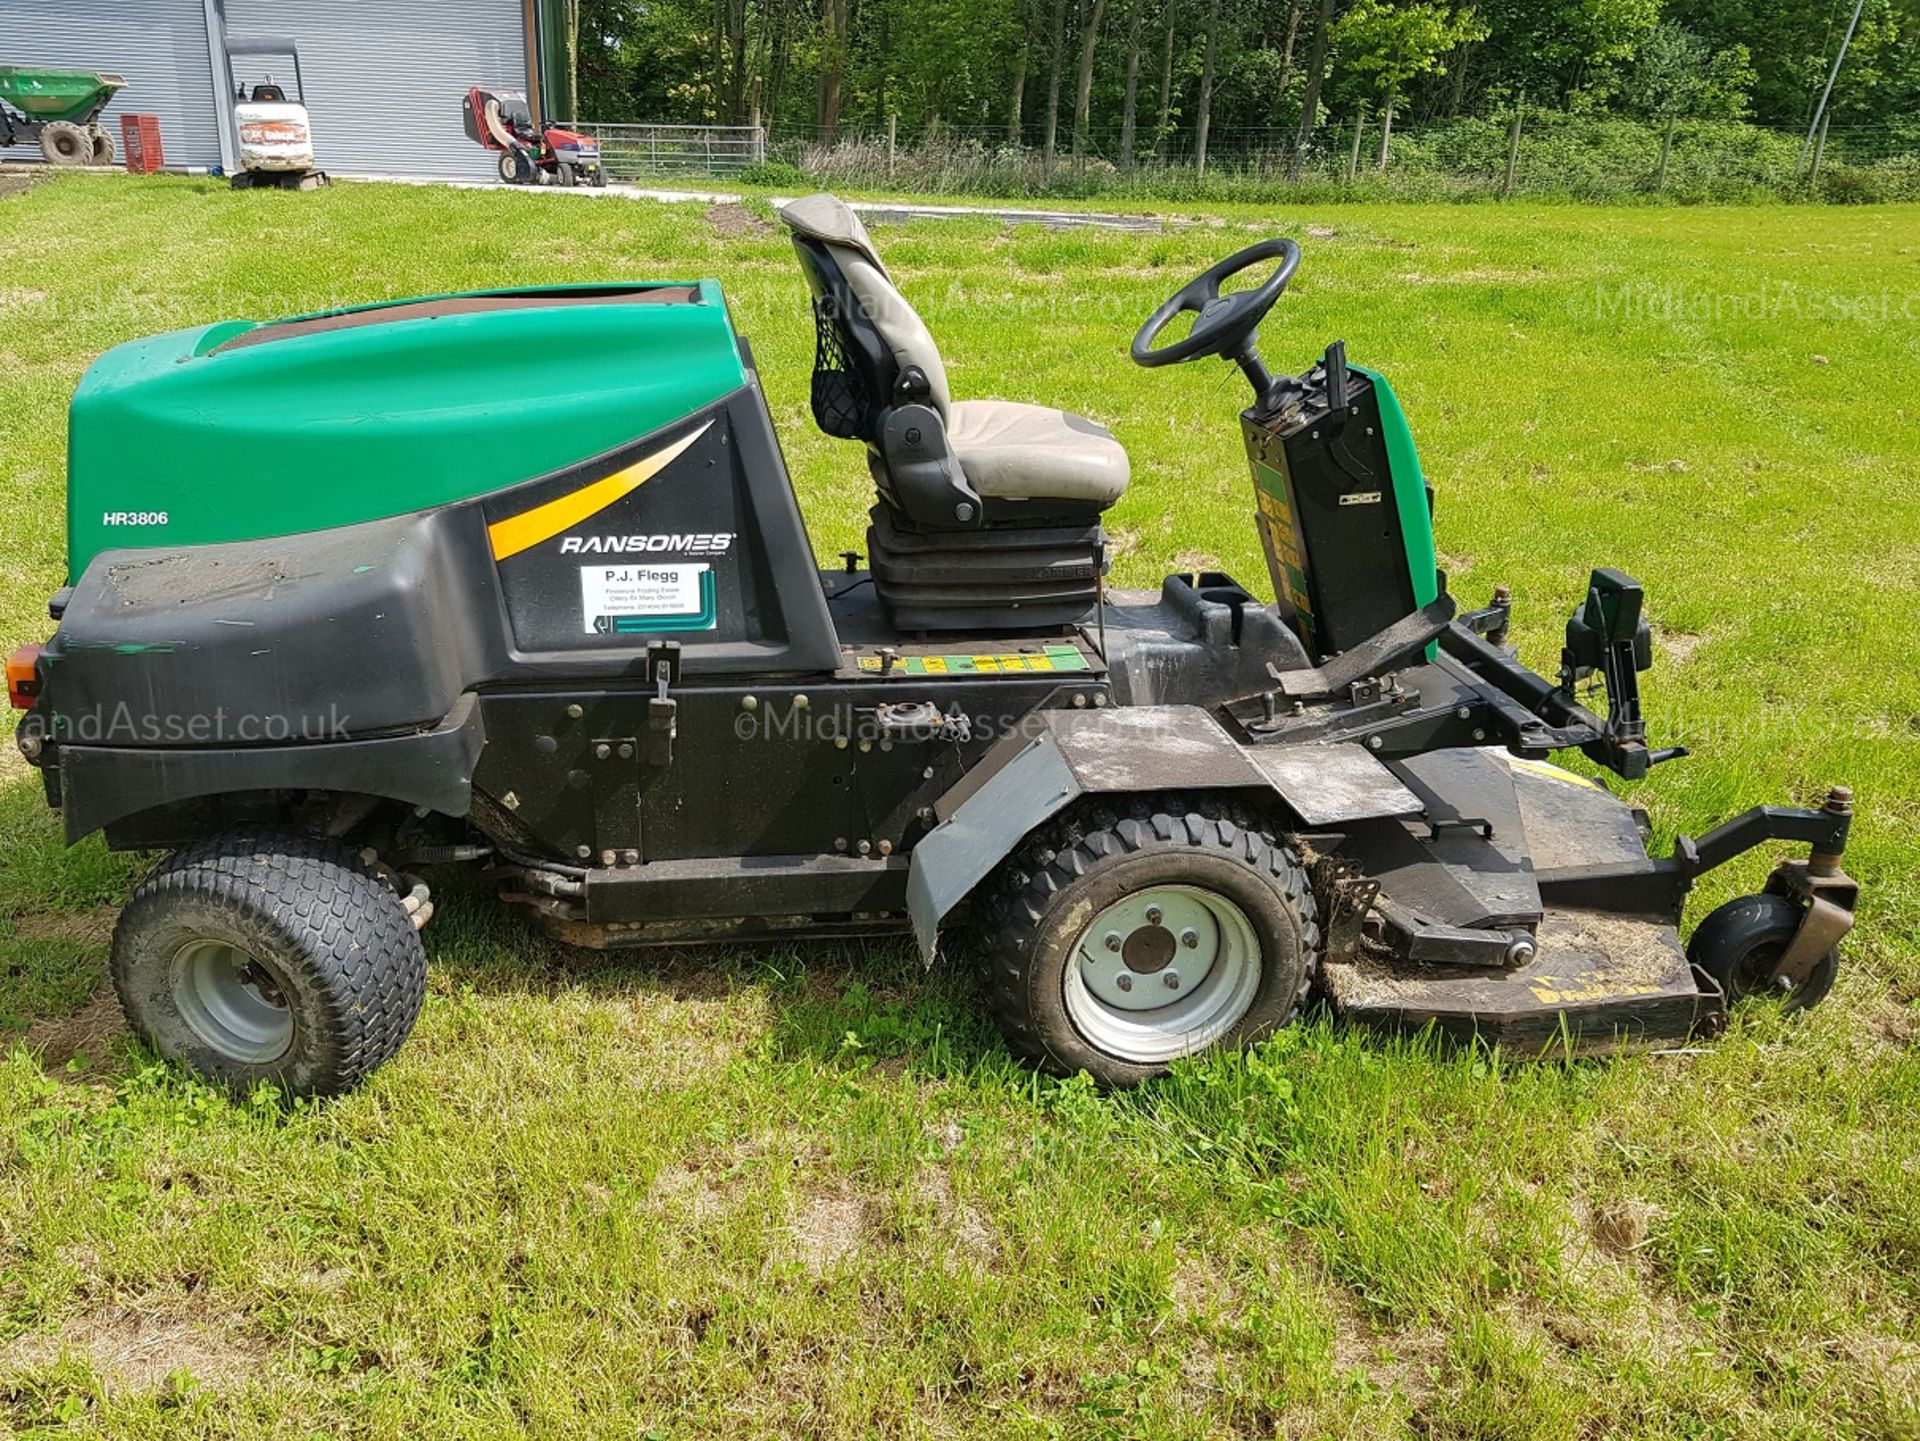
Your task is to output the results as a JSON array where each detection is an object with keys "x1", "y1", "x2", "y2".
[{"x1": 782, "y1": 194, "x2": 950, "y2": 439}]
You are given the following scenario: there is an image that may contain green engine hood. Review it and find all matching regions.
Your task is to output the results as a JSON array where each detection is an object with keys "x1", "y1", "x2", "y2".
[{"x1": 65, "y1": 280, "x2": 747, "y2": 580}]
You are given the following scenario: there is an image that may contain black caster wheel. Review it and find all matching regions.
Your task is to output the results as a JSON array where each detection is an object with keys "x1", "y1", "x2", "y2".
[{"x1": 1688, "y1": 893, "x2": 1838, "y2": 1012}]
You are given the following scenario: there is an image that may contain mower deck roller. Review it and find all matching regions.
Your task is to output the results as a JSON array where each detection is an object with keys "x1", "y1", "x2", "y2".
[{"x1": 14, "y1": 194, "x2": 1860, "y2": 1095}]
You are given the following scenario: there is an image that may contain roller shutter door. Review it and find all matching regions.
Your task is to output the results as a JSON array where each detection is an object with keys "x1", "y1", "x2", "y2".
[
  {"x1": 0, "y1": 0, "x2": 223, "y2": 168},
  {"x1": 222, "y1": 0, "x2": 527, "y2": 179}
]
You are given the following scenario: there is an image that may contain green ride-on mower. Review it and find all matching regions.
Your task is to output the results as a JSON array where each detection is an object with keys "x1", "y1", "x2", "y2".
[{"x1": 9, "y1": 195, "x2": 1861, "y2": 1096}]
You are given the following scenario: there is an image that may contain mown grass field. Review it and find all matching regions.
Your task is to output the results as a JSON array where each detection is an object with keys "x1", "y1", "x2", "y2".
[{"x1": 0, "y1": 173, "x2": 1916, "y2": 1439}]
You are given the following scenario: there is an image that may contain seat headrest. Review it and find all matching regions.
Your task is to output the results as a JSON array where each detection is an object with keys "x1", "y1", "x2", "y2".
[{"x1": 779, "y1": 193, "x2": 888, "y2": 278}]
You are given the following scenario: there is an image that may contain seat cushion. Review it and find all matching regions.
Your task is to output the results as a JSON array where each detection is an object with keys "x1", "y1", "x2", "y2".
[{"x1": 947, "y1": 400, "x2": 1130, "y2": 507}]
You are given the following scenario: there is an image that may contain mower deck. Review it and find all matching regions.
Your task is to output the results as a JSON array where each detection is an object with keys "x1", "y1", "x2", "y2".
[
  {"x1": 1322, "y1": 912, "x2": 1713, "y2": 1054},
  {"x1": 1318, "y1": 749, "x2": 1721, "y2": 1053}
]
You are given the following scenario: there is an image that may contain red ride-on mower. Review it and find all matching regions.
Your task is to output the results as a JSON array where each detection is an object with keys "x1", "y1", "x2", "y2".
[{"x1": 462, "y1": 85, "x2": 605, "y2": 187}]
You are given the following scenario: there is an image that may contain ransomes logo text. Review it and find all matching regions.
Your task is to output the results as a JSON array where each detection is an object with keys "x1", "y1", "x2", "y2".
[{"x1": 559, "y1": 532, "x2": 734, "y2": 556}]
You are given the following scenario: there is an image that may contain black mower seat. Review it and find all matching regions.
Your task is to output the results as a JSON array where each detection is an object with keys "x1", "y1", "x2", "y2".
[
  {"x1": 785, "y1": 193, "x2": 1129, "y2": 629},
  {"x1": 780, "y1": 193, "x2": 1132, "y2": 511},
  {"x1": 946, "y1": 401, "x2": 1129, "y2": 507}
]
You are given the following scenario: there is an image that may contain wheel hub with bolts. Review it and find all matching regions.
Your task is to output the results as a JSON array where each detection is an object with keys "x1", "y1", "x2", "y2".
[
  {"x1": 1065, "y1": 883, "x2": 1263, "y2": 1064},
  {"x1": 169, "y1": 938, "x2": 294, "y2": 1064}
]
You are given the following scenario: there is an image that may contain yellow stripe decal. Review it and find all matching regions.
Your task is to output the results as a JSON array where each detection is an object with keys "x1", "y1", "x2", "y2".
[
  {"x1": 1506, "y1": 755, "x2": 1608, "y2": 792},
  {"x1": 487, "y1": 423, "x2": 712, "y2": 562}
]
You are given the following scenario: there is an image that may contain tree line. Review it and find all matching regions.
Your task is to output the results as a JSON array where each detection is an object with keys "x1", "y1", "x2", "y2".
[{"x1": 559, "y1": 0, "x2": 1920, "y2": 170}]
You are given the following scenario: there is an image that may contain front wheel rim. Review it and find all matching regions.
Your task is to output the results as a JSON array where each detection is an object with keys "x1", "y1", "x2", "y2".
[
  {"x1": 1062, "y1": 883, "x2": 1263, "y2": 1064},
  {"x1": 1731, "y1": 940, "x2": 1826, "y2": 1007},
  {"x1": 170, "y1": 939, "x2": 294, "y2": 1063}
]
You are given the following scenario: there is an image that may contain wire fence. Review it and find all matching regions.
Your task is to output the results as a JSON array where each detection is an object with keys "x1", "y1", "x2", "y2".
[
  {"x1": 555, "y1": 122, "x2": 766, "y2": 177},
  {"x1": 765, "y1": 113, "x2": 1920, "y2": 160},
  {"x1": 753, "y1": 112, "x2": 1920, "y2": 202},
  {"x1": 563, "y1": 109, "x2": 1919, "y2": 201}
]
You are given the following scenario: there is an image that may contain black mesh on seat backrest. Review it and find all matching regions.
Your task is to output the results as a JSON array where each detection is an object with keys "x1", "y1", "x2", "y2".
[
  {"x1": 791, "y1": 236, "x2": 898, "y2": 443},
  {"x1": 810, "y1": 297, "x2": 873, "y2": 440}
]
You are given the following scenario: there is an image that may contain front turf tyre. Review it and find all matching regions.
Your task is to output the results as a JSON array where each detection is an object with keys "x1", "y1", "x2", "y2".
[
  {"x1": 976, "y1": 804, "x2": 1321, "y2": 1087},
  {"x1": 40, "y1": 121, "x2": 90, "y2": 165},
  {"x1": 110, "y1": 832, "x2": 427, "y2": 1096},
  {"x1": 1687, "y1": 892, "x2": 1838, "y2": 1012},
  {"x1": 90, "y1": 127, "x2": 115, "y2": 165}
]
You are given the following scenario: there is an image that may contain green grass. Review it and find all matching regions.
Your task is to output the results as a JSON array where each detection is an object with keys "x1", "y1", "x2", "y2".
[{"x1": 1, "y1": 173, "x2": 1917, "y2": 1438}]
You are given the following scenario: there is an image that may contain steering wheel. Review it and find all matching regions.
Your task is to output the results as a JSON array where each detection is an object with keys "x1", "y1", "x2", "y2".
[{"x1": 1130, "y1": 237, "x2": 1301, "y2": 368}]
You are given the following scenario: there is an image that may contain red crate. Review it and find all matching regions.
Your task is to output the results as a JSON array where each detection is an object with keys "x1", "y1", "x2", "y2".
[{"x1": 119, "y1": 113, "x2": 163, "y2": 173}]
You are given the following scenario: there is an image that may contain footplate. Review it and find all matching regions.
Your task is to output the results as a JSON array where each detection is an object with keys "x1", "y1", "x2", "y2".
[{"x1": 1322, "y1": 910, "x2": 1722, "y2": 1054}]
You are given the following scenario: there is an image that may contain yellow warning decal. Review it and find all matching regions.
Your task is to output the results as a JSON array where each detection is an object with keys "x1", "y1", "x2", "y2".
[
  {"x1": 856, "y1": 645, "x2": 1090, "y2": 676},
  {"x1": 487, "y1": 422, "x2": 712, "y2": 562},
  {"x1": 1528, "y1": 978, "x2": 1665, "y2": 1005}
]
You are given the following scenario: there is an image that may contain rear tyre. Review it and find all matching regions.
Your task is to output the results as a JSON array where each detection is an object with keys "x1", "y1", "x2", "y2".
[
  {"x1": 1687, "y1": 892, "x2": 1838, "y2": 1012},
  {"x1": 497, "y1": 152, "x2": 523, "y2": 184},
  {"x1": 110, "y1": 832, "x2": 428, "y2": 1095},
  {"x1": 974, "y1": 802, "x2": 1320, "y2": 1087},
  {"x1": 90, "y1": 127, "x2": 115, "y2": 165},
  {"x1": 40, "y1": 121, "x2": 89, "y2": 165}
]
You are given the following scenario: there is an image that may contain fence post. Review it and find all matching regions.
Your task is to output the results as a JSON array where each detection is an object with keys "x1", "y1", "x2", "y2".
[
  {"x1": 1656, "y1": 115, "x2": 1675, "y2": 191},
  {"x1": 1346, "y1": 102, "x2": 1365, "y2": 183},
  {"x1": 1808, "y1": 109, "x2": 1829, "y2": 184},
  {"x1": 1502, "y1": 91, "x2": 1524, "y2": 198},
  {"x1": 887, "y1": 112, "x2": 897, "y2": 181}
]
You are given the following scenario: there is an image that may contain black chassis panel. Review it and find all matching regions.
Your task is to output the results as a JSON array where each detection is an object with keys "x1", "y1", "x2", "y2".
[
  {"x1": 72, "y1": 695, "x2": 486, "y2": 847},
  {"x1": 480, "y1": 379, "x2": 841, "y2": 676},
  {"x1": 468, "y1": 670, "x2": 1108, "y2": 878}
]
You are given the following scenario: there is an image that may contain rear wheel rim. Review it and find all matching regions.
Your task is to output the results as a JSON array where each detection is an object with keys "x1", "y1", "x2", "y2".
[
  {"x1": 170, "y1": 939, "x2": 294, "y2": 1063},
  {"x1": 1062, "y1": 883, "x2": 1262, "y2": 1064}
]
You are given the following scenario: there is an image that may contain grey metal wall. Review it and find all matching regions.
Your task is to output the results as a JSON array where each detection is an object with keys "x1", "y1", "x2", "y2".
[
  {"x1": 221, "y1": 0, "x2": 527, "y2": 179},
  {"x1": 0, "y1": 0, "x2": 224, "y2": 168}
]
